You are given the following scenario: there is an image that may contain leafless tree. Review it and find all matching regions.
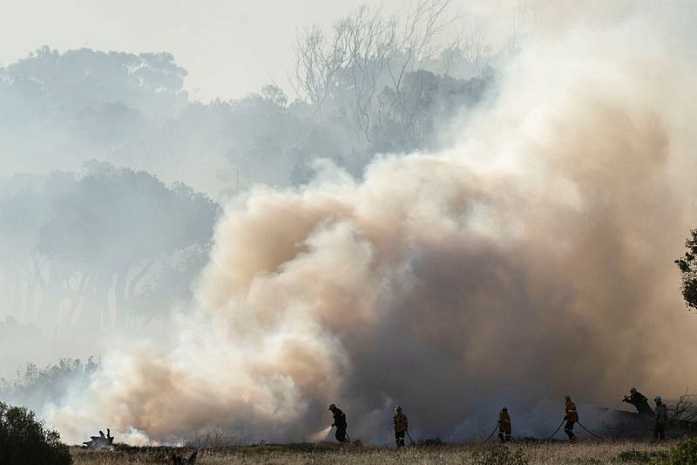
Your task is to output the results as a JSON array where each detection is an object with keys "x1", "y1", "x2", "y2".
[
  {"x1": 293, "y1": 0, "x2": 462, "y2": 146},
  {"x1": 669, "y1": 390, "x2": 695, "y2": 424},
  {"x1": 440, "y1": 17, "x2": 493, "y2": 77},
  {"x1": 184, "y1": 426, "x2": 246, "y2": 449}
]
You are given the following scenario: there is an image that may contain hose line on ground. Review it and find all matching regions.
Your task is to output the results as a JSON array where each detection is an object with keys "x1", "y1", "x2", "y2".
[
  {"x1": 545, "y1": 419, "x2": 565, "y2": 441},
  {"x1": 483, "y1": 424, "x2": 499, "y2": 442},
  {"x1": 577, "y1": 422, "x2": 603, "y2": 439}
]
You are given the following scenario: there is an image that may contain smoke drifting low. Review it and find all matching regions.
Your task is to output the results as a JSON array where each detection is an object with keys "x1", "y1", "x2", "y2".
[{"x1": 49, "y1": 2, "x2": 697, "y2": 444}]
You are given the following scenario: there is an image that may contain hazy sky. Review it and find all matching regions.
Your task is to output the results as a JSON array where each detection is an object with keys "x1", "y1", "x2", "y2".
[{"x1": 1, "y1": 0, "x2": 521, "y2": 102}]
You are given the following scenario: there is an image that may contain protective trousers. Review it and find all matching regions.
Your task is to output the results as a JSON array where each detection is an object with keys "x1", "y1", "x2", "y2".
[
  {"x1": 564, "y1": 421, "x2": 576, "y2": 441},
  {"x1": 395, "y1": 430, "x2": 405, "y2": 447}
]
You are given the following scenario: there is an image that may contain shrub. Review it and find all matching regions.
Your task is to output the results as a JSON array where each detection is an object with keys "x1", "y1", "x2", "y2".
[
  {"x1": 668, "y1": 439, "x2": 697, "y2": 465},
  {"x1": 0, "y1": 401, "x2": 72, "y2": 465},
  {"x1": 617, "y1": 449, "x2": 670, "y2": 463},
  {"x1": 473, "y1": 444, "x2": 529, "y2": 465}
]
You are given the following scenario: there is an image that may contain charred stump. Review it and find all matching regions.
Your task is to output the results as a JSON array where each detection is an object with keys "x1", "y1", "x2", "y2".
[
  {"x1": 171, "y1": 450, "x2": 198, "y2": 465},
  {"x1": 82, "y1": 428, "x2": 114, "y2": 450}
]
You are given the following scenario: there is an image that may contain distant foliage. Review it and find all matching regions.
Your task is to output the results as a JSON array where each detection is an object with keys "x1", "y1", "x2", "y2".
[
  {"x1": 0, "y1": 2, "x2": 497, "y2": 335},
  {"x1": 676, "y1": 229, "x2": 697, "y2": 311},
  {"x1": 293, "y1": 1, "x2": 496, "y2": 157},
  {"x1": 0, "y1": 401, "x2": 72, "y2": 465},
  {"x1": 0, "y1": 3, "x2": 498, "y2": 195},
  {"x1": 0, "y1": 165, "x2": 220, "y2": 330},
  {"x1": 0, "y1": 358, "x2": 98, "y2": 413}
]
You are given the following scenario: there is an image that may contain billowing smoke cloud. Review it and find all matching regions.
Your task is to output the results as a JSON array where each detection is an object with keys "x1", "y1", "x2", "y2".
[{"x1": 48, "y1": 1, "x2": 697, "y2": 444}]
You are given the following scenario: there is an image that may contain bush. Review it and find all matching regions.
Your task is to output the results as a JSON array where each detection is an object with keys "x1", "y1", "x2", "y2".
[
  {"x1": 473, "y1": 444, "x2": 529, "y2": 465},
  {"x1": 0, "y1": 401, "x2": 72, "y2": 465},
  {"x1": 668, "y1": 439, "x2": 697, "y2": 465},
  {"x1": 617, "y1": 449, "x2": 670, "y2": 463}
]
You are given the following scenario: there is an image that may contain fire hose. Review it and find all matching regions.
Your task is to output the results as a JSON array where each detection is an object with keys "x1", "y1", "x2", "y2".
[
  {"x1": 545, "y1": 419, "x2": 565, "y2": 440},
  {"x1": 576, "y1": 421, "x2": 603, "y2": 439},
  {"x1": 546, "y1": 419, "x2": 603, "y2": 440},
  {"x1": 483, "y1": 424, "x2": 499, "y2": 442}
]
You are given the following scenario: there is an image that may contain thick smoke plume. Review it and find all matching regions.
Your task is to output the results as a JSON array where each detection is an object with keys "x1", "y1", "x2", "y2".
[{"x1": 49, "y1": 2, "x2": 697, "y2": 444}]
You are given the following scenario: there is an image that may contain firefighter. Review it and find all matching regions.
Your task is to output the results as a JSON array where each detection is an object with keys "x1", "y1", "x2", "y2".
[
  {"x1": 654, "y1": 396, "x2": 668, "y2": 441},
  {"x1": 328, "y1": 404, "x2": 349, "y2": 443},
  {"x1": 498, "y1": 407, "x2": 512, "y2": 442},
  {"x1": 623, "y1": 387, "x2": 654, "y2": 416},
  {"x1": 392, "y1": 406, "x2": 409, "y2": 447},
  {"x1": 564, "y1": 395, "x2": 578, "y2": 441}
]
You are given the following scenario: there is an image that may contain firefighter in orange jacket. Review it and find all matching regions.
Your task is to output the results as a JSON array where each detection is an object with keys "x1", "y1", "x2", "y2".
[
  {"x1": 392, "y1": 406, "x2": 409, "y2": 447},
  {"x1": 498, "y1": 407, "x2": 512, "y2": 442},
  {"x1": 564, "y1": 395, "x2": 578, "y2": 441}
]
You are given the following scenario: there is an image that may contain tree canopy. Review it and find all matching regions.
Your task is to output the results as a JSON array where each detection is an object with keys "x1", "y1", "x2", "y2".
[
  {"x1": 676, "y1": 228, "x2": 697, "y2": 311},
  {"x1": 0, "y1": 402, "x2": 72, "y2": 465}
]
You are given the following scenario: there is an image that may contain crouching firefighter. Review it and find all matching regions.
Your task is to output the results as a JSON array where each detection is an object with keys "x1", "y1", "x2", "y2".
[
  {"x1": 498, "y1": 407, "x2": 512, "y2": 442},
  {"x1": 392, "y1": 406, "x2": 409, "y2": 447},
  {"x1": 329, "y1": 404, "x2": 349, "y2": 443},
  {"x1": 564, "y1": 395, "x2": 578, "y2": 441},
  {"x1": 623, "y1": 387, "x2": 654, "y2": 416}
]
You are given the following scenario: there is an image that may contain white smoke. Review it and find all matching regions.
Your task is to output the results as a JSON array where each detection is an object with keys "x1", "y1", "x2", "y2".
[{"x1": 48, "y1": 1, "x2": 697, "y2": 445}]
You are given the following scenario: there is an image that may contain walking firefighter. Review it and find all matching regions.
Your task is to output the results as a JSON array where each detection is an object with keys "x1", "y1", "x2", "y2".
[
  {"x1": 564, "y1": 395, "x2": 578, "y2": 441},
  {"x1": 498, "y1": 407, "x2": 512, "y2": 442},
  {"x1": 392, "y1": 406, "x2": 409, "y2": 447}
]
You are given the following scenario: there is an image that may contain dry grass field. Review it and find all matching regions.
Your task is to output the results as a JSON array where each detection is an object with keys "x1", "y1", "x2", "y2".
[{"x1": 69, "y1": 440, "x2": 681, "y2": 465}]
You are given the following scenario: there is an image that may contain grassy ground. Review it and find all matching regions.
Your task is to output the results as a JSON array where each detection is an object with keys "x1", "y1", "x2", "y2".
[{"x1": 69, "y1": 439, "x2": 679, "y2": 465}]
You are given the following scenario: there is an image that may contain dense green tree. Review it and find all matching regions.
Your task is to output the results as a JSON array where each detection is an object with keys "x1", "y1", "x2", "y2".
[
  {"x1": 676, "y1": 229, "x2": 697, "y2": 311},
  {"x1": 0, "y1": 402, "x2": 72, "y2": 465}
]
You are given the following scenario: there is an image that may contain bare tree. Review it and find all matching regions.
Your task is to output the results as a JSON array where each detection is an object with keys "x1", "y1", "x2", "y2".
[
  {"x1": 292, "y1": 25, "x2": 351, "y2": 117},
  {"x1": 669, "y1": 390, "x2": 696, "y2": 426},
  {"x1": 293, "y1": 0, "x2": 461, "y2": 146},
  {"x1": 441, "y1": 17, "x2": 493, "y2": 77}
]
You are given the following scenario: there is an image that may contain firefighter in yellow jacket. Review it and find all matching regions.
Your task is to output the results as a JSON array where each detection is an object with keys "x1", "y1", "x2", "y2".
[
  {"x1": 392, "y1": 406, "x2": 409, "y2": 447},
  {"x1": 564, "y1": 395, "x2": 578, "y2": 441},
  {"x1": 498, "y1": 407, "x2": 512, "y2": 442}
]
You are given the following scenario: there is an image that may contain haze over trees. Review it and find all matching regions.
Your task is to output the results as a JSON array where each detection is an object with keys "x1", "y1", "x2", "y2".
[
  {"x1": 0, "y1": 1, "x2": 497, "y2": 197},
  {"x1": 0, "y1": 0, "x2": 500, "y2": 378},
  {"x1": 0, "y1": 163, "x2": 218, "y2": 330}
]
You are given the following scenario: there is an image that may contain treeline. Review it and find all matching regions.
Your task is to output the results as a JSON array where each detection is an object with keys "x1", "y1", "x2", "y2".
[
  {"x1": 0, "y1": 163, "x2": 219, "y2": 330},
  {"x1": 0, "y1": 358, "x2": 98, "y2": 416},
  {"x1": 0, "y1": 1, "x2": 500, "y2": 332},
  {"x1": 0, "y1": 1, "x2": 498, "y2": 198}
]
